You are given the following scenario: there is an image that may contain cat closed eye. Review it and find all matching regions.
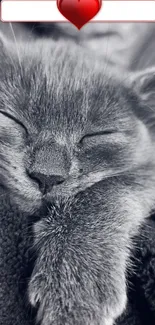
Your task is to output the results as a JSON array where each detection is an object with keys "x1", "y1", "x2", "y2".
[
  {"x1": 0, "y1": 110, "x2": 28, "y2": 134},
  {"x1": 79, "y1": 130, "x2": 117, "y2": 144}
]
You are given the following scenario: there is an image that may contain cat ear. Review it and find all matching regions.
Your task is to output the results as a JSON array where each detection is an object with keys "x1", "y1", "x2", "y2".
[
  {"x1": 128, "y1": 68, "x2": 155, "y2": 131},
  {"x1": 129, "y1": 68, "x2": 155, "y2": 109}
]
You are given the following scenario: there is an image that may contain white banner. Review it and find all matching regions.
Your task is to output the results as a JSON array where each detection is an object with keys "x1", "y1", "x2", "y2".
[{"x1": 1, "y1": 1, "x2": 155, "y2": 22}]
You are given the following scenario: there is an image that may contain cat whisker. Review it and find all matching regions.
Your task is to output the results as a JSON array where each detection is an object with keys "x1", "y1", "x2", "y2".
[{"x1": 9, "y1": 23, "x2": 23, "y2": 76}]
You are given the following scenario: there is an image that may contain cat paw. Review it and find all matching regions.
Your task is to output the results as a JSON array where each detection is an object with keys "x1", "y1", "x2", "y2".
[
  {"x1": 28, "y1": 273, "x2": 46, "y2": 307},
  {"x1": 28, "y1": 270, "x2": 127, "y2": 325}
]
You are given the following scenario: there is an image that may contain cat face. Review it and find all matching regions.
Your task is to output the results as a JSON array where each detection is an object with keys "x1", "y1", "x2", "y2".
[{"x1": 0, "y1": 37, "x2": 152, "y2": 213}]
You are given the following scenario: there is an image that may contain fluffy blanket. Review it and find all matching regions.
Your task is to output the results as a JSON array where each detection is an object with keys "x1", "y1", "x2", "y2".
[{"x1": 118, "y1": 216, "x2": 155, "y2": 325}]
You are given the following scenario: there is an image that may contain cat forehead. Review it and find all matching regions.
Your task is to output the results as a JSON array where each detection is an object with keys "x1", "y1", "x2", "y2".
[{"x1": 0, "y1": 40, "x2": 134, "y2": 132}]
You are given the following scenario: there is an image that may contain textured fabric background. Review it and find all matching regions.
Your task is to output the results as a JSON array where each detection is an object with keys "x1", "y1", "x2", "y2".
[{"x1": 49, "y1": 22, "x2": 155, "y2": 71}]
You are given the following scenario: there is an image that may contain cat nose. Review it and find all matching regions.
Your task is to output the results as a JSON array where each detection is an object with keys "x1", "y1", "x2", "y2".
[{"x1": 29, "y1": 171, "x2": 65, "y2": 194}]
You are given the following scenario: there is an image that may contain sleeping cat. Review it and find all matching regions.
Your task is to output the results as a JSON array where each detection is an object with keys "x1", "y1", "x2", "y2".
[{"x1": 1, "y1": 31, "x2": 155, "y2": 325}]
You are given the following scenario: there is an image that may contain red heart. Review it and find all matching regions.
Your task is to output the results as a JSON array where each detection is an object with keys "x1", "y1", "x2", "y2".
[{"x1": 57, "y1": 0, "x2": 102, "y2": 30}]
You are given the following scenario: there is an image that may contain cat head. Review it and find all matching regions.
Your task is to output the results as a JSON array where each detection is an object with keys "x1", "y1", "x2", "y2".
[{"x1": 0, "y1": 33, "x2": 154, "y2": 213}]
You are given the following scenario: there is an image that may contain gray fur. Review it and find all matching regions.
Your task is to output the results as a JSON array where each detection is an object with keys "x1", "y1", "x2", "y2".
[{"x1": 1, "y1": 34, "x2": 155, "y2": 325}]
